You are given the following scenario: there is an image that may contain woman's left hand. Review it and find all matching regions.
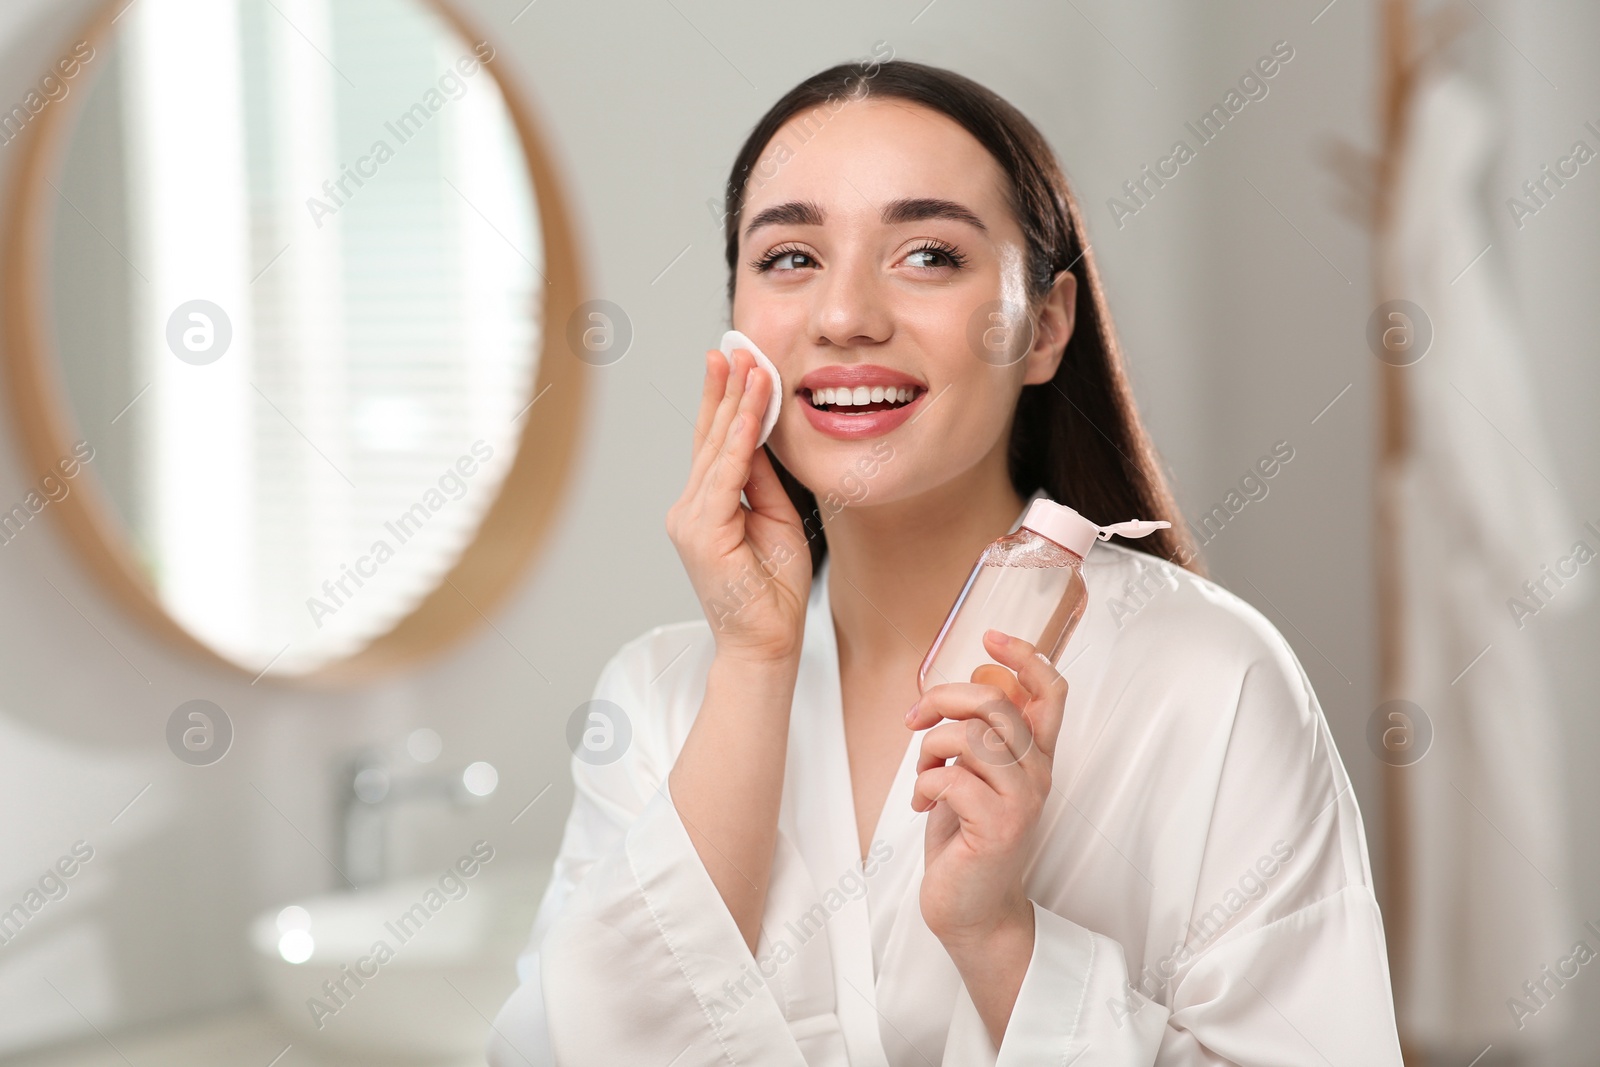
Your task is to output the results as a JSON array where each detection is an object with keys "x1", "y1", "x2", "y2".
[{"x1": 907, "y1": 628, "x2": 1068, "y2": 949}]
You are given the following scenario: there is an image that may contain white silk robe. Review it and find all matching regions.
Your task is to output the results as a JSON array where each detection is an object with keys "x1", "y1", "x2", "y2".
[{"x1": 487, "y1": 492, "x2": 1403, "y2": 1065}]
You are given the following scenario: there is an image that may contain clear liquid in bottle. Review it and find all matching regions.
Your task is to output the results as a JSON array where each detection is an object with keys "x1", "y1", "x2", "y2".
[{"x1": 918, "y1": 530, "x2": 1087, "y2": 693}]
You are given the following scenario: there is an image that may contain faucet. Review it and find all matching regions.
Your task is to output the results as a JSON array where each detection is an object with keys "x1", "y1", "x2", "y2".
[{"x1": 336, "y1": 746, "x2": 499, "y2": 888}]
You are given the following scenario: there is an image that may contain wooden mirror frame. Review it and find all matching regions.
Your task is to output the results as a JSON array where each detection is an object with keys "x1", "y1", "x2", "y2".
[{"x1": 1, "y1": 0, "x2": 589, "y2": 685}]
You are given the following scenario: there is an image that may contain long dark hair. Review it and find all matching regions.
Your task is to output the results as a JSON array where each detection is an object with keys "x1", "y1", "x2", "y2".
[{"x1": 721, "y1": 57, "x2": 1205, "y2": 578}]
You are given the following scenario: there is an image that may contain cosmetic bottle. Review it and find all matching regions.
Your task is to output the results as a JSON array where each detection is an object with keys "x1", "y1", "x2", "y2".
[{"x1": 918, "y1": 499, "x2": 1170, "y2": 693}]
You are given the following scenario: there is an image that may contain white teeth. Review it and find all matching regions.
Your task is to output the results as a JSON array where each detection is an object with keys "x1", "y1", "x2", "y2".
[{"x1": 808, "y1": 385, "x2": 918, "y2": 408}]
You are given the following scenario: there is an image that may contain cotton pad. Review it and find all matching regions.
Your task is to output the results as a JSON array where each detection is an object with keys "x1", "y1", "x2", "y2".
[{"x1": 719, "y1": 330, "x2": 783, "y2": 447}]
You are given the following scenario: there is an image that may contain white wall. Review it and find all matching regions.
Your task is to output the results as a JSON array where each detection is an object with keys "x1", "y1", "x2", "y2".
[{"x1": 0, "y1": 0, "x2": 1593, "y2": 1061}]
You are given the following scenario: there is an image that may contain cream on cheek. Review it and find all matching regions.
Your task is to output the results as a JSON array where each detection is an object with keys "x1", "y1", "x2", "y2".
[
  {"x1": 999, "y1": 242, "x2": 1024, "y2": 311},
  {"x1": 933, "y1": 286, "x2": 1033, "y2": 468},
  {"x1": 993, "y1": 243, "x2": 1035, "y2": 366}
]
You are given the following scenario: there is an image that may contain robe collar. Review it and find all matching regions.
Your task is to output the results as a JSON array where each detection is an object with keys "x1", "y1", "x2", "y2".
[{"x1": 781, "y1": 487, "x2": 1049, "y2": 1063}]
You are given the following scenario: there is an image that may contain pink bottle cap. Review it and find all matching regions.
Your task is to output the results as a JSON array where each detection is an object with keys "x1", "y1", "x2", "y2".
[{"x1": 1020, "y1": 499, "x2": 1170, "y2": 559}]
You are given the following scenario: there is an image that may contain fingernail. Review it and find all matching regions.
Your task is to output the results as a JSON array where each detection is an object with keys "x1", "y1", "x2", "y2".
[
  {"x1": 731, "y1": 413, "x2": 745, "y2": 433},
  {"x1": 905, "y1": 702, "x2": 918, "y2": 725},
  {"x1": 987, "y1": 629, "x2": 1009, "y2": 644}
]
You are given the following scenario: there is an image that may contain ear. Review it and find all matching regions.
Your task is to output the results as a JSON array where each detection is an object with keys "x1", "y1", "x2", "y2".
[{"x1": 1023, "y1": 268, "x2": 1077, "y2": 387}]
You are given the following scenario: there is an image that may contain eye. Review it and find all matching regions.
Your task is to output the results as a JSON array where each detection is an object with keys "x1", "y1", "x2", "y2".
[
  {"x1": 749, "y1": 244, "x2": 817, "y2": 273},
  {"x1": 902, "y1": 240, "x2": 968, "y2": 271}
]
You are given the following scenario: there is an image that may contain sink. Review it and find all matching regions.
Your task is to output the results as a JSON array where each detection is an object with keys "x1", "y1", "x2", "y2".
[{"x1": 249, "y1": 859, "x2": 546, "y2": 1061}]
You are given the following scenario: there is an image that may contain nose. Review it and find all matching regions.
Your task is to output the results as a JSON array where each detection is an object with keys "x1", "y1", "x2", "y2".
[{"x1": 806, "y1": 248, "x2": 893, "y2": 350}]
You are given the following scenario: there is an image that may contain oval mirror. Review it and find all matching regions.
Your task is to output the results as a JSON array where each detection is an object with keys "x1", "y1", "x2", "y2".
[{"x1": 4, "y1": 0, "x2": 586, "y2": 680}]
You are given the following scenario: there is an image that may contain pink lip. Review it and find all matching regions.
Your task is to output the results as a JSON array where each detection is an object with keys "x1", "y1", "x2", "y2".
[
  {"x1": 800, "y1": 388, "x2": 927, "y2": 440},
  {"x1": 795, "y1": 364, "x2": 925, "y2": 392}
]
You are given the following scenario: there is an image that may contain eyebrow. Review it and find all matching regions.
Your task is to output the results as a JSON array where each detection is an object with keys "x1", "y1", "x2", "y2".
[{"x1": 742, "y1": 197, "x2": 989, "y2": 241}]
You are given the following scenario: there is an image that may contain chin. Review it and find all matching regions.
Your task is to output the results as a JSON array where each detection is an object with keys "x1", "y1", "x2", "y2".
[{"x1": 774, "y1": 438, "x2": 902, "y2": 511}]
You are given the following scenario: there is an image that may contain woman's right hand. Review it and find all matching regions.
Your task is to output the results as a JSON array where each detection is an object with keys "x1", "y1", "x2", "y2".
[{"x1": 665, "y1": 346, "x2": 812, "y2": 663}]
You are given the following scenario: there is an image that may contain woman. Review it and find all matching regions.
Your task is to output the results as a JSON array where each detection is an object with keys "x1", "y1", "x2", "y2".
[{"x1": 489, "y1": 59, "x2": 1402, "y2": 1065}]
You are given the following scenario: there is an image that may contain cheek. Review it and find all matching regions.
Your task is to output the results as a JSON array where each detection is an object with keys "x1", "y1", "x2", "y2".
[
  {"x1": 730, "y1": 288, "x2": 806, "y2": 349},
  {"x1": 927, "y1": 372, "x2": 1019, "y2": 459},
  {"x1": 914, "y1": 355, "x2": 1030, "y2": 476}
]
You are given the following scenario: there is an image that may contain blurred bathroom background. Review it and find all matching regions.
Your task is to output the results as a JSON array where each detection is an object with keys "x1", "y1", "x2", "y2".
[{"x1": 0, "y1": 0, "x2": 1594, "y2": 1064}]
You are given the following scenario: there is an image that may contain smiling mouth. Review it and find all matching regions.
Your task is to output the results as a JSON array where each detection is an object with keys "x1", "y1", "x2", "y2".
[{"x1": 802, "y1": 385, "x2": 926, "y2": 414}]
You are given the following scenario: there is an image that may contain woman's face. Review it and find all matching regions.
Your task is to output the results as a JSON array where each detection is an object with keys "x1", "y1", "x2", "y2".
[{"x1": 732, "y1": 96, "x2": 1073, "y2": 508}]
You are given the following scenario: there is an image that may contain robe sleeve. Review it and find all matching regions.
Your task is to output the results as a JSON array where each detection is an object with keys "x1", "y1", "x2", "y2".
[
  {"x1": 941, "y1": 887, "x2": 1396, "y2": 1065},
  {"x1": 941, "y1": 621, "x2": 1404, "y2": 1066},
  {"x1": 486, "y1": 636, "x2": 815, "y2": 1067}
]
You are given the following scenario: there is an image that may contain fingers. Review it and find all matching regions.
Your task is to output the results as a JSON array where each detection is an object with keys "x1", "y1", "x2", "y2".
[
  {"x1": 742, "y1": 439, "x2": 798, "y2": 523},
  {"x1": 696, "y1": 360, "x2": 772, "y2": 526},
  {"x1": 915, "y1": 695, "x2": 1035, "y2": 771},
  {"x1": 691, "y1": 349, "x2": 729, "y2": 461},
  {"x1": 910, "y1": 762, "x2": 994, "y2": 818},
  {"x1": 671, "y1": 350, "x2": 754, "y2": 550},
  {"x1": 908, "y1": 680, "x2": 1024, "y2": 730},
  {"x1": 980, "y1": 629, "x2": 1069, "y2": 759},
  {"x1": 970, "y1": 662, "x2": 1028, "y2": 708},
  {"x1": 915, "y1": 717, "x2": 1031, "y2": 792},
  {"x1": 689, "y1": 348, "x2": 753, "y2": 489}
]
